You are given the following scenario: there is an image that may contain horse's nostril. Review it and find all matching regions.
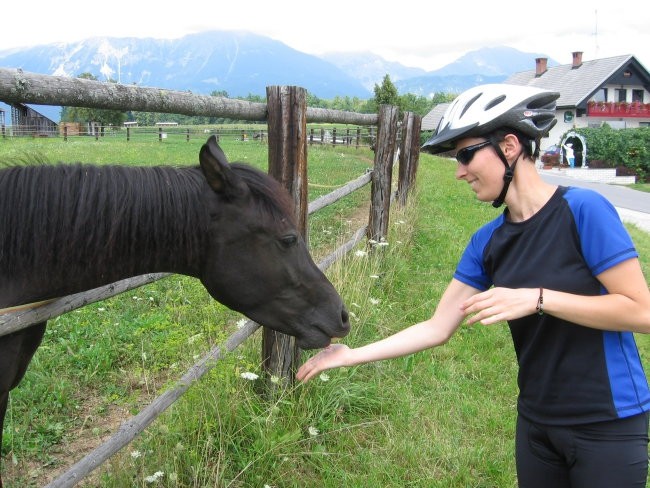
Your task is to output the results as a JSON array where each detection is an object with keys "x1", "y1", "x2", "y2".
[{"x1": 341, "y1": 307, "x2": 350, "y2": 329}]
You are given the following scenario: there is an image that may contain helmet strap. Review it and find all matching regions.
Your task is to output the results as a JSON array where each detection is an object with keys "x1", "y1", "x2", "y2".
[{"x1": 490, "y1": 138, "x2": 521, "y2": 208}]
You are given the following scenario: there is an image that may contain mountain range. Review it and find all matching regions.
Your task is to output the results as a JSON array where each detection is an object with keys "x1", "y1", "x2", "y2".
[{"x1": 0, "y1": 30, "x2": 558, "y2": 122}]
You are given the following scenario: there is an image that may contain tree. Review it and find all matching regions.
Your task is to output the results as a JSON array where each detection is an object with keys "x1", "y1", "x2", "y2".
[{"x1": 373, "y1": 74, "x2": 399, "y2": 108}]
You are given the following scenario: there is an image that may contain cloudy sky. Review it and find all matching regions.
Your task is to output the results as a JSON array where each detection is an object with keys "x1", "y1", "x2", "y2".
[{"x1": 3, "y1": 0, "x2": 649, "y2": 71}]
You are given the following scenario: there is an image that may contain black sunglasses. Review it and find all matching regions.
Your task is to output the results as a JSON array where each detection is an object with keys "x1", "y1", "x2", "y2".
[{"x1": 455, "y1": 140, "x2": 492, "y2": 165}]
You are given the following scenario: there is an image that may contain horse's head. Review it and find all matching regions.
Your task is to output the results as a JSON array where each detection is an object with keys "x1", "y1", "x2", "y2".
[{"x1": 196, "y1": 136, "x2": 350, "y2": 349}]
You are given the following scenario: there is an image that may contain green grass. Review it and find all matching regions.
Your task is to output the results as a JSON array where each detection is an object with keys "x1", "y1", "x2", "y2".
[
  {"x1": 1, "y1": 137, "x2": 650, "y2": 487},
  {"x1": 631, "y1": 182, "x2": 650, "y2": 193}
]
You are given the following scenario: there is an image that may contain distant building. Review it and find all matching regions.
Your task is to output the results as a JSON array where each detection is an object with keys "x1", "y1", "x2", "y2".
[
  {"x1": 506, "y1": 52, "x2": 650, "y2": 150},
  {"x1": 10, "y1": 103, "x2": 58, "y2": 136}
]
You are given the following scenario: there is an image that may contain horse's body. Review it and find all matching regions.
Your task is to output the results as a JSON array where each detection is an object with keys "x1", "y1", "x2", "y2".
[{"x1": 0, "y1": 136, "x2": 349, "y2": 485}]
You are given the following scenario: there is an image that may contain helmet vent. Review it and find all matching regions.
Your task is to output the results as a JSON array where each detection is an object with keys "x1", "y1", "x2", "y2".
[
  {"x1": 485, "y1": 95, "x2": 506, "y2": 110},
  {"x1": 459, "y1": 93, "x2": 482, "y2": 119},
  {"x1": 527, "y1": 93, "x2": 560, "y2": 109}
]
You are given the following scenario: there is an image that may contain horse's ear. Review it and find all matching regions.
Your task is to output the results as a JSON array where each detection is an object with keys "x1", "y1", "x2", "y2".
[{"x1": 199, "y1": 136, "x2": 247, "y2": 198}]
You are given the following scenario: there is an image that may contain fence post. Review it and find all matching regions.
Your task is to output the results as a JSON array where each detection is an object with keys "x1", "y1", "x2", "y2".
[
  {"x1": 262, "y1": 85, "x2": 308, "y2": 386},
  {"x1": 397, "y1": 112, "x2": 422, "y2": 207},
  {"x1": 367, "y1": 104, "x2": 399, "y2": 242}
]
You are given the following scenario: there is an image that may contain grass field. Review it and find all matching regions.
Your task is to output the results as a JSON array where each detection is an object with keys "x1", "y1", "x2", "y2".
[{"x1": 1, "y1": 135, "x2": 649, "y2": 487}]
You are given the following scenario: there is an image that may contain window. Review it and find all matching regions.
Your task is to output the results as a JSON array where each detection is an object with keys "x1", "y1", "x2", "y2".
[
  {"x1": 615, "y1": 88, "x2": 627, "y2": 102},
  {"x1": 632, "y1": 90, "x2": 644, "y2": 103},
  {"x1": 592, "y1": 88, "x2": 607, "y2": 102}
]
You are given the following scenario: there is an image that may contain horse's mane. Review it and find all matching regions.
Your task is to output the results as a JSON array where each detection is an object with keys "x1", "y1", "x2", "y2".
[
  {"x1": 0, "y1": 161, "x2": 295, "y2": 280},
  {"x1": 228, "y1": 162, "x2": 296, "y2": 225}
]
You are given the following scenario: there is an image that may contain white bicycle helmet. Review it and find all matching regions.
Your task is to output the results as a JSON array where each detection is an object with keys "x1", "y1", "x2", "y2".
[
  {"x1": 422, "y1": 84, "x2": 559, "y2": 208},
  {"x1": 422, "y1": 84, "x2": 560, "y2": 154}
]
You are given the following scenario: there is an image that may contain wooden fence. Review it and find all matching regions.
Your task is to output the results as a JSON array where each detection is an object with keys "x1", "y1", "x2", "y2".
[{"x1": 0, "y1": 67, "x2": 421, "y2": 487}]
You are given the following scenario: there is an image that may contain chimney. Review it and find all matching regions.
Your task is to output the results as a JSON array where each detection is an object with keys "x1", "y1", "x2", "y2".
[
  {"x1": 535, "y1": 57, "x2": 548, "y2": 76},
  {"x1": 572, "y1": 51, "x2": 583, "y2": 68}
]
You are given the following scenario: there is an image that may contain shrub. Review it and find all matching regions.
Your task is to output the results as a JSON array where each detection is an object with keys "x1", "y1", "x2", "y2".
[{"x1": 574, "y1": 126, "x2": 650, "y2": 181}]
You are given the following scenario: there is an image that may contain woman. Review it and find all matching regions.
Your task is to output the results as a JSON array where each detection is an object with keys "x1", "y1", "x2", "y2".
[{"x1": 297, "y1": 84, "x2": 650, "y2": 487}]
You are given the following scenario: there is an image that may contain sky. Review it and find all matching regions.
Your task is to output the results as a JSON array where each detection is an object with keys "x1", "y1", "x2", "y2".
[{"x1": 3, "y1": 0, "x2": 650, "y2": 72}]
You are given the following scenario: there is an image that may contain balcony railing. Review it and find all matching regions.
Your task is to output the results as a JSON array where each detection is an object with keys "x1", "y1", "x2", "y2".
[{"x1": 587, "y1": 101, "x2": 650, "y2": 118}]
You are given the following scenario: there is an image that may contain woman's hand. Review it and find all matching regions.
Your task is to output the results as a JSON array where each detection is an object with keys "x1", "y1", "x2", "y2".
[
  {"x1": 461, "y1": 287, "x2": 539, "y2": 325},
  {"x1": 296, "y1": 344, "x2": 352, "y2": 382}
]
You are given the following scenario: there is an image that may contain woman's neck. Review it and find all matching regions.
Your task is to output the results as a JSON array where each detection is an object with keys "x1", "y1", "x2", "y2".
[{"x1": 504, "y1": 164, "x2": 557, "y2": 222}]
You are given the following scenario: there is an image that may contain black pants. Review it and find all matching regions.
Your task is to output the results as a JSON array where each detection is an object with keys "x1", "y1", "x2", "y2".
[{"x1": 516, "y1": 413, "x2": 649, "y2": 488}]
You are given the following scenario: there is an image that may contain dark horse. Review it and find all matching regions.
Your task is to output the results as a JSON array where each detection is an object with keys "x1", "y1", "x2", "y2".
[{"x1": 0, "y1": 135, "x2": 349, "y2": 485}]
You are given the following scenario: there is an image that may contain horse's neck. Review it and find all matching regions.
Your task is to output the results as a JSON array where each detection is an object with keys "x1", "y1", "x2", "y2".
[{"x1": 1, "y1": 166, "x2": 208, "y2": 305}]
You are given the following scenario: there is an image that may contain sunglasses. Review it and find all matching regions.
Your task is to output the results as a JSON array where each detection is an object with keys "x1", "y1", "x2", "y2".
[{"x1": 455, "y1": 141, "x2": 492, "y2": 165}]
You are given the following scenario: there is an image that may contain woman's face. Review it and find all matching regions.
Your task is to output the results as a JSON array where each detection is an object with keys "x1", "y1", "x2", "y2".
[{"x1": 454, "y1": 138, "x2": 505, "y2": 202}]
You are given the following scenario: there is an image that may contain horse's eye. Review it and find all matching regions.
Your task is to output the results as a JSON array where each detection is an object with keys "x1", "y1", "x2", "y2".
[{"x1": 280, "y1": 234, "x2": 298, "y2": 248}]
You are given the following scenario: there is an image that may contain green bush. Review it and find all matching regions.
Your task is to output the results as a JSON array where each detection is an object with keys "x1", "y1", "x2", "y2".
[{"x1": 574, "y1": 126, "x2": 650, "y2": 181}]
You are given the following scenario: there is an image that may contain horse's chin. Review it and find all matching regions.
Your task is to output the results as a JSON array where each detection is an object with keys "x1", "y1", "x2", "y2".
[{"x1": 296, "y1": 334, "x2": 332, "y2": 350}]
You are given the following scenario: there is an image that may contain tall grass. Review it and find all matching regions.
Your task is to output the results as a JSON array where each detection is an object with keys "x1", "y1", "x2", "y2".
[{"x1": 1, "y1": 138, "x2": 649, "y2": 487}]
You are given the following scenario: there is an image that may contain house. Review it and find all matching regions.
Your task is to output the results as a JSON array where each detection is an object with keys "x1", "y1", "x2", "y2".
[
  {"x1": 506, "y1": 52, "x2": 650, "y2": 163},
  {"x1": 422, "y1": 52, "x2": 650, "y2": 166},
  {"x1": 7, "y1": 102, "x2": 58, "y2": 136}
]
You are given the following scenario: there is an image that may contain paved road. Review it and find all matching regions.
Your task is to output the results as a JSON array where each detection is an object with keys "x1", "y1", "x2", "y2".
[{"x1": 540, "y1": 172, "x2": 650, "y2": 233}]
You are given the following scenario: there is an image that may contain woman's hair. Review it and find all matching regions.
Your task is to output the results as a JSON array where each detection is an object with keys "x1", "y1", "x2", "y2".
[{"x1": 488, "y1": 128, "x2": 539, "y2": 160}]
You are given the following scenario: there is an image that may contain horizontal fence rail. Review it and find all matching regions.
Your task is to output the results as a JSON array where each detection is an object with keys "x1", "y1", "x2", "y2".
[{"x1": 0, "y1": 68, "x2": 378, "y2": 125}]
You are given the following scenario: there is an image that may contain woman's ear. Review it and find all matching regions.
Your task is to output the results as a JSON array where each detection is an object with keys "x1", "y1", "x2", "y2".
[{"x1": 502, "y1": 133, "x2": 522, "y2": 159}]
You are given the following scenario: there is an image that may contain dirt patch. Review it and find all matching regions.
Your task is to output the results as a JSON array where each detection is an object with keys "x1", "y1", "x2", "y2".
[{"x1": 4, "y1": 396, "x2": 136, "y2": 487}]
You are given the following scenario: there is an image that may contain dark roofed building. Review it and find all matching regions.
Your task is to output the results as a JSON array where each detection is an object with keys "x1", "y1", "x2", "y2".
[{"x1": 505, "y1": 52, "x2": 650, "y2": 150}]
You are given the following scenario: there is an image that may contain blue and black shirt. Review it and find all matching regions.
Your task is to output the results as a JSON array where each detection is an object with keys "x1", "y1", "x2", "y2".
[{"x1": 455, "y1": 185, "x2": 650, "y2": 425}]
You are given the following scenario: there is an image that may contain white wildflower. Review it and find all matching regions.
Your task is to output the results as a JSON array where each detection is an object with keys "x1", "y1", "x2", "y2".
[
  {"x1": 308, "y1": 426, "x2": 320, "y2": 436},
  {"x1": 376, "y1": 241, "x2": 389, "y2": 247},
  {"x1": 187, "y1": 333, "x2": 202, "y2": 344},
  {"x1": 98, "y1": 307, "x2": 106, "y2": 312},
  {"x1": 368, "y1": 239, "x2": 378, "y2": 245},
  {"x1": 130, "y1": 450, "x2": 142, "y2": 459},
  {"x1": 369, "y1": 298, "x2": 380, "y2": 305},
  {"x1": 270, "y1": 375, "x2": 281, "y2": 384},
  {"x1": 354, "y1": 249, "x2": 368, "y2": 257},
  {"x1": 319, "y1": 373, "x2": 330, "y2": 382},
  {"x1": 235, "y1": 318, "x2": 248, "y2": 329},
  {"x1": 369, "y1": 275, "x2": 380, "y2": 279},
  {"x1": 240, "y1": 372, "x2": 259, "y2": 381},
  {"x1": 144, "y1": 470, "x2": 164, "y2": 483}
]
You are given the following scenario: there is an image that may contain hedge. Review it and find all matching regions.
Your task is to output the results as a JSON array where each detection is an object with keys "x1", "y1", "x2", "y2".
[{"x1": 573, "y1": 125, "x2": 650, "y2": 181}]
